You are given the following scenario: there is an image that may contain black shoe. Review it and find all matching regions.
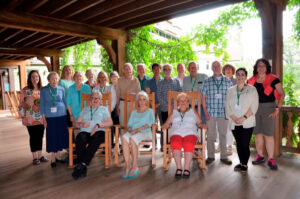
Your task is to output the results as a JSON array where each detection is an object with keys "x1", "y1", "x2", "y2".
[
  {"x1": 72, "y1": 162, "x2": 87, "y2": 180},
  {"x1": 39, "y1": 156, "x2": 48, "y2": 163},
  {"x1": 175, "y1": 169, "x2": 182, "y2": 179},
  {"x1": 206, "y1": 157, "x2": 215, "y2": 164},
  {"x1": 182, "y1": 170, "x2": 190, "y2": 179},
  {"x1": 220, "y1": 158, "x2": 232, "y2": 165},
  {"x1": 234, "y1": 164, "x2": 242, "y2": 171},
  {"x1": 33, "y1": 159, "x2": 40, "y2": 165},
  {"x1": 51, "y1": 161, "x2": 56, "y2": 168}
]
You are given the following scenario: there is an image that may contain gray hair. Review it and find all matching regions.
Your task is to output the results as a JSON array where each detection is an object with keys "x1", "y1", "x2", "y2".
[
  {"x1": 47, "y1": 72, "x2": 59, "y2": 81},
  {"x1": 90, "y1": 90, "x2": 102, "y2": 101},
  {"x1": 163, "y1": 63, "x2": 173, "y2": 71},
  {"x1": 109, "y1": 71, "x2": 119, "y2": 78},
  {"x1": 137, "y1": 63, "x2": 146, "y2": 69},
  {"x1": 176, "y1": 92, "x2": 190, "y2": 104},
  {"x1": 136, "y1": 91, "x2": 149, "y2": 102},
  {"x1": 124, "y1": 63, "x2": 133, "y2": 70}
]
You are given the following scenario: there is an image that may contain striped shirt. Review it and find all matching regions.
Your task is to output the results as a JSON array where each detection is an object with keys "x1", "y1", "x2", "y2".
[{"x1": 157, "y1": 78, "x2": 181, "y2": 112}]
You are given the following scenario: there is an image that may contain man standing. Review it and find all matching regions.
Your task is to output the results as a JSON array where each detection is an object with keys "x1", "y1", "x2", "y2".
[
  {"x1": 175, "y1": 63, "x2": 186, "y2": 88},
  {"x1": 137, "y1": 64, "x2": 150, "y2": 91},
  {"x1": 183, "y1": 61, "x2": 208, "y2": 122},
  {"x1": 157, "y1": 64, "x2": 181, "y2": 150},
  {"x1": 202, "y1": 61, "x2": 232, "y2": 165}
]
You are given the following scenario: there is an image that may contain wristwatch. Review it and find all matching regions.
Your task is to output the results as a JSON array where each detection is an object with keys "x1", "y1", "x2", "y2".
[
  {"x1": 97, "y1": 123, "x2": 101, "y2": 128},
  {"x1": 243, "y1": 115, "x2": 247, "y2": 119}
]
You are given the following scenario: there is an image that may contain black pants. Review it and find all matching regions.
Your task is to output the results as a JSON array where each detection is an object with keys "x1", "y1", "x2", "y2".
[
  {"x1": 75, "y1": 131, "x2": 105, "y2": 165},
  {"x1": 111, "y1": 107, "x2": 120, "y2": 148},
  {"x1": 232, "y1": 126, "x2": 254, "y2": 165},
  {"x1": 161, "y1": 111, "x2": 169, "y2": 147},
  {"x1": 26, "y1": 125, "x2": 45, "y2": 152}
]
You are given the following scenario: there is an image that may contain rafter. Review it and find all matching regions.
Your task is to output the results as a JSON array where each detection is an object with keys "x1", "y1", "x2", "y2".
[
  {"x1": 0, "y1": 10, "x2": 126, "y2": 40},
  {"x1": 0, "y1": 46, "x2": 64, "y2": 57}
]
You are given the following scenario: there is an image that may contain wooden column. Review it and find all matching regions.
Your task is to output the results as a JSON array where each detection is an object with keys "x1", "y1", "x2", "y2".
[
  {"x1": 254, "y1": 0, "x2": 287, "y2": 156},
  {"x1": 19, "y1": 63, "x2": 26, "y2": 89},
  {"x1": 50, "y1": 55, "x2": 60, "y2": 73}
]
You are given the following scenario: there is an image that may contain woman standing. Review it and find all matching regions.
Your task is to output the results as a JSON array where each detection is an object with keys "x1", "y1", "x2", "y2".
[
  {"x1": 121, "y1": 91, "x2": 155, "y2": 178},
  {"x1": 85, "y1": 69, "x2": 97, "y2": 89},
  {"x1": 59, "y1": 65, "x2": 75, "y2": 126},
  {"x1": 19, "y1": 70, "x2": 48, "y2": 165},
  {"x1": 248, "y1": 58, "x2": 285, "y2": 170},
  {"x1": 67, "y1": 71, "x2": 91, "y2": 123},
  {"x1": 109, "y1": 71, "x2": 119, "y2": 89},
  {"x1": 40, "y1": 72, "x2": 69, "y2": 167},
  {"x1": 162, "y1": 93, "x2": 203, "y2": 178},
  {"x1": 225, "y1": 68, "x2": 259, "y2": 172}
]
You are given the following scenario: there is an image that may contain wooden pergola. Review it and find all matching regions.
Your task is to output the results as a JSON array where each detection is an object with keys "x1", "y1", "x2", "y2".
[{"x1": 0, "y1": 0, "x2": 290, "y2": 155}]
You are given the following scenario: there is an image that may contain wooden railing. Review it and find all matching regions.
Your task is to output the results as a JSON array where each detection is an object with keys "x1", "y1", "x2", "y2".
[{"x1": 280, "y1": 106, "x2": 300, "y2": 154}]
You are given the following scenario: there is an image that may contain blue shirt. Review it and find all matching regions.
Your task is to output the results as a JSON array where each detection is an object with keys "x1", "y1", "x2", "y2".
[
  {"x1": 127, "y1": 109, "x2": 155, "y2": 133},
  {"x1": 79, "y1": 106, "x2": 110, "y2": 133},
  {"x1": 40, "y1": 85, "x2": 67, "y2": 118},
  {"x1": 59, "y1": 79, "x2": 74, "y2": 101},
  {"x1": 67, "y1": 83, "x2": 91, "y2": 119},
  {"x1": 145, "y1": 77, "x2": 162, "y2": 104},
  {"x1": 201, "y1": 75, "x2": 232, "y2": 118},
  {"x1": 157, "y1": 78, "x2": 182, "y2": 112},
  {"x1": 137, "y1": 75, "x2": 150, "y2": 91}
]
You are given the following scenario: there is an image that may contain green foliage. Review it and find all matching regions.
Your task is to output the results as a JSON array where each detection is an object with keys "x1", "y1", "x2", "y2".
[
  {"x1": 282, "y1": 73, "x2": 300, "y2": 147},
  {"x1": 288, "y1": 0, "x2": 300, "y2": 42},
  {"x1": 192, "y1": 1, "x2": 258, "y2": 62},
  {"x1": 60, "y1": 47, "x2": 72, "y2": 68},
  {"x1": 72, "y1": 40, "x2": 95, "y2": 71}
]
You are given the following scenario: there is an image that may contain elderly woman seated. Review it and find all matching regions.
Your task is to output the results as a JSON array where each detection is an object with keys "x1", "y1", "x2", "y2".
[
  {"x1": 162, "y1": 93, "x2": 203, "y2": 179},
  {"x1": 71, "y1": 90, "x2": 113, "y2": 180},
  {"x1": 121, "y1": 91, "x2": 155, "y2": 179}
]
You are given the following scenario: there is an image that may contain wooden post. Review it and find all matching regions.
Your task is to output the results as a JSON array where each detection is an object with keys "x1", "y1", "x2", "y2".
[
  {"x1": 254, "y1": 0, "x2": 287, "y2": 156},
  {"x1": 19, "y1": 63, "x2": 26, "y2": 89},
  {"x1": 37, "y1": 56, "x2": 52, "y2": 72},
  {"x1": 112, "y1": 33, "x2": 126, "y2": 75},
  {"x1": 50, "y1": 55, "x2": 60, "y2": 73}
]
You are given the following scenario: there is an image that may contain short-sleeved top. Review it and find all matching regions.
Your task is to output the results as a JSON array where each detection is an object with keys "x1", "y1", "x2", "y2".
[
  {"x1": 170, "y1": 109, "x2": 198, "y2": 137},
  {"x1": 201, "y1": 75, "x2": 232, "y2": 118},
  {"x1": 183, "y1": 73, "x2": 208, "y2": 92},
  {"x1": 116, "y1": 77, "x2": 141, "y2": 99},
  {"x1": 157, "y1": 78, "x2": 182, "y2": 112},
  {"x1": 59, "y1": 79, "x2": 74, "y2": 100},
  {"x1": 254, "y1": 78, "x2": 280, "y2": 103},
  {"x1": 137, "y1": 75, "x2": 150, "y2": 91},
  {"x1": 19, "y1": 87, "x2": 43, "y2": 126},
  {"x1": 127, "y1": 109, "x2": 155, "y2": 133},
  {"x1": 40, "y1": 85, "x2": 67, "y2": 118},
  {"x1": 145, "y1": 77, "x2": 162, "y2": 104},
  {"x1": 79, "y1": 106, "x2": 110, "y2": 133},
  {"x1": 67, "y1": 83, "x2": 91, "y2": 119}
]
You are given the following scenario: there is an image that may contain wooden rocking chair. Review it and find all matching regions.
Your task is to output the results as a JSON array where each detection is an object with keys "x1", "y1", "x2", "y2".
[
  {"x1": 115, "y1": 92, "x2": 157, "y2": 167},
  {"x1": 162, "y1": 90, "x2": 206, "y2": 171},
  {"x1": 68, "y1": 92, "x2": 116, "y2": 169}
]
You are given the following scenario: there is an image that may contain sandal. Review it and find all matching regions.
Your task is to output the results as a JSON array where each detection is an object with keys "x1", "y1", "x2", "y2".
[
  {"x1": 33, "y1": 159, "x2": 40, "y2": 165},
  {"x1": 183, "y1": 170, "x2": 190, "y2": 179},
  {"x1": 175, "y1": 169, "x2": 182, "y2": 179}
]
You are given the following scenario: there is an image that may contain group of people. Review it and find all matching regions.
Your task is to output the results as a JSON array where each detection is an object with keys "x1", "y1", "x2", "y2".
[{"x1": 19, "y1": 58, "x2": 285, "y2": 180}]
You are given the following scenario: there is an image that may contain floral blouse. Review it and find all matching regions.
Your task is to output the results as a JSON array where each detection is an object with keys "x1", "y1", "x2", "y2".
[{"x1": 19, "y1": 87, "x2": 43, "y2": 126}]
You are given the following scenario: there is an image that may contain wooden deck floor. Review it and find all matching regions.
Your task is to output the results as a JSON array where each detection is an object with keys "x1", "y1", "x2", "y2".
[{"x1": 1, "y1": 112, "x2": 300, "y2": 199}]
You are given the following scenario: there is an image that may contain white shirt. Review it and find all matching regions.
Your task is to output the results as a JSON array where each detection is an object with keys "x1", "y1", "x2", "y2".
[
  {"x1": 225, "y1": 84, "x2": 259, "y2": 130},
  {"x1": 170, "y1": 109, "x2": 198, "y2": 137}
]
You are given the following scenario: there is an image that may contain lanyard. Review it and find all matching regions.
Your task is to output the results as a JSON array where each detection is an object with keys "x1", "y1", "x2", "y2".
[
  {"x1": 213, "y1": 77, "x2": 223, "y2": 93},
  {"x1": 190, "y1": 77, "x2": 197, "y2": 91},
  {"x1": 179, "y1": 108, "x2": 188, "y2": 123},
  {"x1": 90, "y1": 106, "x2": 99, "y2": 120},
  {"x1": 99, "y1": 86, "x2": 106, "y2": 93},
  {"x1": 236, "y1": 85, "x2": 245, "y2": 105},
  {"x1": 49, "y1": 86, "x2": 57, "y2": 105}
]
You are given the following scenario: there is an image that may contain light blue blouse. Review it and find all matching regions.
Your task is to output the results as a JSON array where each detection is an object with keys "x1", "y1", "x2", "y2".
[
  {"x1": 40, "y1": 85, "x2": 67, "y2": 118},
  {"x1": 59, "y1": 79, "x2": 74, "y2": 100},
  {"x1": 67, "y1": 83, "x2": 91, "y2": 119},
  {"x1": 127, "y1": 109, "x2": 155, "y2": 133},
  {"x1": 79, "y1": 106, "x2": 110, "y2": 133}
]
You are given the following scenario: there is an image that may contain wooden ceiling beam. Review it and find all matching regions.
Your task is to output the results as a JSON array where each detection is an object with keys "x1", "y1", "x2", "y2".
[
  {"x1": 2, "y1": 0, "x2": 25, "y2": 10},
  {"x1": 33, "y1": 35, "x2": 66, "y2": 48},
  {"x1": 70, "y1": 0, "x2": 135, "y2": 22},
  {"x1": 16, "y1": 0, "x2": 48, "y2": 13},
  {"x1": 0, "y1": 10, "x2": 126, "y2": 40},
  {"x1": 40, "y1": 36, "x2": 79, "y2": 48},
  {"x1": 101, "y1": 0, "x2": 193, "y2": 27},
  {"x1": 1, "y1": 29, "x2": 23, "y2": 43},
  {"x1": 0, "y1": 59, "x2": 30, "y2": 66},
  {"x1": 10, "y1": 31, "x2": 39, "y2": 46},
  {"x1": 112, "y1": 0, "x2": 242, "y2": 28},
  {"x1": 53, "y1": 0, "x2": 105, "y2": 19},
  {"x1": 90, "y1": 0, "x2": 164, "y2": 25},
  {"x1": 33, "y1": 0, "x2": 77, "y2": 16},
  {"x1": 22, "y1": 33, "x2": 53, "y2": 47},
  {"x1": 55, "y1": 39, "x2": 90, "y2": 49},
  {"x1": 0, "y1": 46, "x2": 64, "y2": 57}
]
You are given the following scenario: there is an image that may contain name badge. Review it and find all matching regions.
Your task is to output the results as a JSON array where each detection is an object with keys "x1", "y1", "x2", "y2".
[
  {"x1": 234, "y1": 104, "x2": 242, "y2": 111},
  {"x1": 51, "y1": 106, "x2": 57, "y2": 113},
  {"x1": 215, "y1": 94, "x2": 222, "y2": 99}
]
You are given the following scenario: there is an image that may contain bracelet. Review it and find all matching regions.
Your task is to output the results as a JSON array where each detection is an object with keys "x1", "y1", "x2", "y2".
[{"x1": 243, "y1": 115, "x2": 247, "y2": 119}]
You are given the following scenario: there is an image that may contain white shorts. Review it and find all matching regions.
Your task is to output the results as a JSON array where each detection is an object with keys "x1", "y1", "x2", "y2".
[{"x1": 122, "y1": 131, "x2": 152, "y2": 146}]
